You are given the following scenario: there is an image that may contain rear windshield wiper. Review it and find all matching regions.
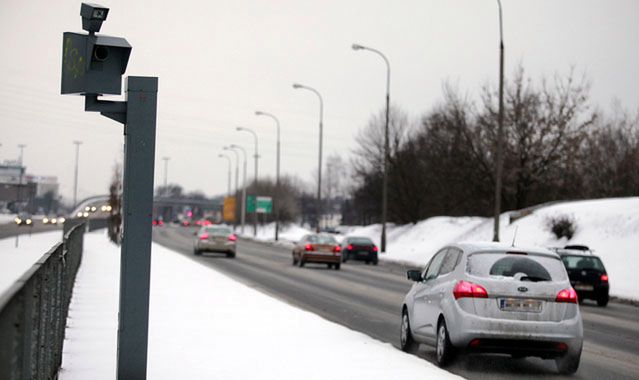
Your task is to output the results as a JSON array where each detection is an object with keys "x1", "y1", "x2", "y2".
[{"x1": 520, "y1": 275, "x2": 549, "y2": 282}]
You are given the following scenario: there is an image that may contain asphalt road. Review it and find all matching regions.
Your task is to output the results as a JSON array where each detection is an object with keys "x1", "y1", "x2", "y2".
[
  {"x1": 153, "y1": 225, "x2": 639, "y2": 379},
  {"x1": 0, "y1": 220, "x2": 61, "y2": 240}
]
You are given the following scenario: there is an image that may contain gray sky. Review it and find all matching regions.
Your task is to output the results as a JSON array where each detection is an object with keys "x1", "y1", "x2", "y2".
[{"x1": 1, "y1": 0, "x2": 638, "y2": 202}]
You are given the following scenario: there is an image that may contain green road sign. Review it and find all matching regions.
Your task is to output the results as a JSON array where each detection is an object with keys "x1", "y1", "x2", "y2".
[{"x1": 247, "y1": 196, "x2": 272, "y2": 214}]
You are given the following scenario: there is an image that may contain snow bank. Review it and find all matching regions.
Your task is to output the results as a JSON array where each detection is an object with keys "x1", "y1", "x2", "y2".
[
  {"x1": 338, "y1": 198, "x2": 639, "y2": 301},
  {"x1": 60, "y1": 231, "x2": 461, "y2": 380},
  {"x1": 239, "y1": 222, "x2": 311, "y2": 243},
  {"x1": 0, "y1": 230, "x2": 63, "y2": 294}
]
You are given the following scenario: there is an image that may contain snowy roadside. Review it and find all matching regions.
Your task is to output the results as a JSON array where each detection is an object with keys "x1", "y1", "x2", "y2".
[
  {"x1": 240, "y1": 197, "x2": 639, "y2": 301},
  {"x1": 0, "y1": 230, "x2": 63, "y2": 294},
  {"x1": 59, "y1": 230, "x2": 462, "y2": 380}
]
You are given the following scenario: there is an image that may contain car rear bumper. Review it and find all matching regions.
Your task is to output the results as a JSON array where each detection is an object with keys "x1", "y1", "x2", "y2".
[
  {"x1": 197, "y1": 241, "x2": 236, "y2": 253},
  {"x1": 302, "y1": 252, "x2": 341, "y2": 263},
  {"x1": 344, "y1": 250, "x2": 377, "y2": 260},
  {"x1": 448, "y1": 304, "x2": 583, "y2": 357}
]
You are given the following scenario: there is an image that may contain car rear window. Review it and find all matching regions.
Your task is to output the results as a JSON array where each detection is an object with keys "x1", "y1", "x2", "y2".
[
  {"x1": 467, "y1": 252, "x2": 567, "y2": 282},
  {"x1": 348, "y1": 237, "x2": 373, "y2": 245},
  {"x1": 307, "y1": 235, "x2": 337, "y2": 244},
  {"x1": 205, "y1": 226, "x2": 232, "y2": 236},
  {"x1": 561, "y1": 255, "x2": 605, "y2": 271}
]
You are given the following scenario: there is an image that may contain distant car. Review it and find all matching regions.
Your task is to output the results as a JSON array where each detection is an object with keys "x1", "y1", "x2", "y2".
[
  {"x1": 152, "y1": 217, "x2": 164, "y2": 227},
  {"x1": 556, "y1": 247, "x2": 609, "y2": 306},
  {"x1": 15, "y1": 213, "x2": 33, "y2": 226},
  {"x1": 292, "y1": 234, "x2": 342, "y2": 270},
  {"x1": 401, "y1": 242, "x2": 582, "y2": 374},
  {"x1": 194, "y1": 225, "x2": 236, "y2": 257},
  {"x1": 341, "y1": 236, "x2": 378, "y2": 265}
]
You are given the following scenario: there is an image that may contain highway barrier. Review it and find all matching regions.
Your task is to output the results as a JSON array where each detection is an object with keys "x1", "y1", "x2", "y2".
[{"x1": 0, "y1": 222, "x2": 85, "y2": 380}]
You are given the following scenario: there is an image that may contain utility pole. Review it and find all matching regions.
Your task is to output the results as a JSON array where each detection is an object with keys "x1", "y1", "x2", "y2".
[
  {"x1": 73, "y1": 141, "x2": 82, "y2": 208},
  {"x1": 162, "y1": 156, "x2": 170, "y2": 188},
  {"x1": 292, "y1": 83, "x2": 324, "y2": 233},
  {"x1": 17, "y1": 144, "x2": 26, "y2": 213},
  {"x1": 236, "y1": 127, "x2": 259, "y2": 236},
  {"x1": 493, "y1": 0, "x2": 505, "y2": 242},
  {"x1": 224, "y1": 146, "x2": 240, "y2": 230},
  {"x1": 255, "y1": 111, "x2": 281, "y2": 241},
  {"x1": 230, "y1": 144, "x2": 247, "y2": 234}
]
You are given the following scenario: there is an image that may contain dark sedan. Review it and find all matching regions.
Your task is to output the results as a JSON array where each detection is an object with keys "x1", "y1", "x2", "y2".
[
  {"x1": 341, "y1": 236, "x2": 378, "y2": 265},
  {"x1": 557, "y1": 248, "x2": 609, "y2": 306}
]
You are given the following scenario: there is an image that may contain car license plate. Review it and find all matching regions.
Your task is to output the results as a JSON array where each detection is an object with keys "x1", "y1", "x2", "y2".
[
  {"x1": 358, "y1": 251, "x2": 369, "y2": 255},
  {"x1": 574, "y1": 284, "x2": 594, "y2": 291},
  {"x1": 499, "y1": 298, "x2": 542, "y2": 313}
]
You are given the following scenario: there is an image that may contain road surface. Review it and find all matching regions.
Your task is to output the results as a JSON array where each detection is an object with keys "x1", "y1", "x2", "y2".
[{"x1": 153, "y1": 225, "x2": 639, "y2": 379}]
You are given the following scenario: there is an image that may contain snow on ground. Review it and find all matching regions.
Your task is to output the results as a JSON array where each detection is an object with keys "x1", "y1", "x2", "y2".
[
  {"x1": 0, "y1": 230, "x2": 63, "y2": 294},
  {"x1": 0, "y1": 213, "x2": 17, "y2": 224},
  {"x1": 241, "y1": 222, "x2": 311, "y2": 244},
  {"x1": 336, "y1": 198, "x2": 639, "y2": 301},
  {"x1": 60, "y1": 230, "x2": 461, "y2": 380}
]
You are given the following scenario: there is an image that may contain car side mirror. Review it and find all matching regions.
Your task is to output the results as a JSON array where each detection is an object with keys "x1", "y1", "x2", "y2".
[{"x1": 406, "y1": 270, "x2": 423, "y2": 282}]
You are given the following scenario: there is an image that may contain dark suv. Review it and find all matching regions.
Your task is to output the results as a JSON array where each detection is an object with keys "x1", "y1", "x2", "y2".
[{"x1": 555, "y1": 246, "x2": 609, "y2": 306}]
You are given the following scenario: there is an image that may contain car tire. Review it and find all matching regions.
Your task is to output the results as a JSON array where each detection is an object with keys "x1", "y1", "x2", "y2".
[
  {"x1": 555, "y1": 350, "x2": 581, "y2": 375},
  {"x1": 597, "y1": 295, "x2": 609, "y2": 307},
  {"x1": 334, "y1": 263, "x2": 340, "y2": 270},
  {"x1": 400, "y1": 309, "x2": 419, "y2": 354},
  {"x1": 292, "y1": 253, "x2": 298, "y2": 266},
  {"x1": 435, "y1": 319, "x2": 455, "y2": 367},
  {"x1": 342, "y1": 253, "x2": 348, "y2": 263},
  {"x1": 327, "y1": 263, "x2": 333, "y2": 269},
  {"x1": 194, "y1": 247, "x2": 201, "y2": 256},
  {"x1": 299, "y1": 258, "x2": 305, "y2": 267},
  {"x1": 372, "y1": 258, "x2": 379, "y2": 265},
  {"x1": 227, "y1": 251, "x2": 236, "y2": 258}
]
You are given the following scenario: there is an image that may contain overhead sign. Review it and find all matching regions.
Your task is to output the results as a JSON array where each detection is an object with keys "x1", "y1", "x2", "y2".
[
  {"x1": 223, "y1": 196, "x2": 236, "y2": 222},
  {"x1": 247, "y1": 196, "x2": 272, "y2": 214}
]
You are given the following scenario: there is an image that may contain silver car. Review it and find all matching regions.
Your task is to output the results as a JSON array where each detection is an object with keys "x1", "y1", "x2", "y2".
[
  {"x1": 400, "y1": 242, "x2": 583, "y2": 374},
  {"x1": 194, "y1": 225, "x2": 237, "y2": 258}
]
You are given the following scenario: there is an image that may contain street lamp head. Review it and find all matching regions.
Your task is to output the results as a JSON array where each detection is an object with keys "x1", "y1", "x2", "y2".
[
  {"x1": 236, "y1": 126, "x2": 244, "y2": 131},
  {"x1": 255, "y1": 111, "x2": 264, "y2": 116},
  {"x1": 292, "y1": 83, "x2": 303, "y2": 89},
  {"x1": 352, "y1": 43, "x2": 364, "y2": 51},
  {"x1": 230, "y1": 144, "x2": 238, "y2": 148},
  {"x1": 218, "y1": 154, "x2": 224, "y2": 158}
]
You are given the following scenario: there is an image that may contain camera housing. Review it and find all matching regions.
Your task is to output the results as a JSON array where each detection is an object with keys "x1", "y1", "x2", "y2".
[
  {"x1": 61, "y1": 33, "x2": 131, "y2": 95},
  {"x1": 80, "y1": 3, "x2": 109, "y2": 34}
]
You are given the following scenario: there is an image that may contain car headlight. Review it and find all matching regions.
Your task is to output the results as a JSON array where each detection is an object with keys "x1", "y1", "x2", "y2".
[
  {"x1": 15, "y1": 218, "x2": 22, "y2": 224},
  {"x1": 43, "y1": 218, "x2": 49, "y2": 223},
  {"x1": 58, "y1": 217, "x2": 66, "y2": 224},
  {"x1": 77, "y1": 212, "x2": 84, "y2": 217},
  {"x1": 26, "y1": 219, "x2": 32, "y2": 225},
  {"x1": 83, "y1": 212, "x2": 89, "y2": 217},
  {"x1": 51, "y1": 218, "x2": 57, "y2": 224}
]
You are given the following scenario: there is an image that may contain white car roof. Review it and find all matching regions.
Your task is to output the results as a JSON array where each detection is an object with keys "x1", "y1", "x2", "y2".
[{"x1": 454, "y1": 241, "x2": 559, "y2": 258}]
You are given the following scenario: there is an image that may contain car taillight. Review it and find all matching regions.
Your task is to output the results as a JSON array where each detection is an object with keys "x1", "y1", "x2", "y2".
[
  {"x1": 372, "y1": 246, "x2": 378, "y2": 252},
  {"x1": 228, "y1": 234, "x2": 237, "y2": 241},
  {"x1": 199, "y1": 233, "x2": 209, "y2": 241},
  {"x1": 347, "y1": 244, "x2": 353, "y2": 251},
  {"x1": 555, "y1": 288, "x2": 578, "y2": 304},
  {"x1": 305, "y1": 244, "x2": 313, "y2": 252},
  {"x1": 453, "y1": 281, "x2": 488, "y2": 300},
  {"x1": 333, "y1": 246, "x2": 341, "y2": 253},
  {"x1": 600, "y1": 274, "x2": 608, "y2": 282}
]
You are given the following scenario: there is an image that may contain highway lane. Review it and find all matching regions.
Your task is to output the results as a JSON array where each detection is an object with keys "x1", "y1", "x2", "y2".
[
  {"x1": 155, "y1": 225, "x2": 639, "y2": 379},
  {"x1": 0, "y1": 221, "x2": 61, "y2": 240}
]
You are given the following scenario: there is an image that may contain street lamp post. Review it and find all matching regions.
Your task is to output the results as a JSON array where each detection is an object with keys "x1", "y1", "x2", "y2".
[
  {"x1": 223, "y1": 146, "x2": 240, "y2": 230},
  {"x1": 237, "y1": 127, "x2": 259, "y2": 237},
  {"x1": 229, "y1": 144, "x2": 248, "y2": 234},
  {"x1": 161, "y1": 156, "x2": 170, "y2": 188},
  {"x1": 493, "y1": 0, "x2": 505, "y2": 242},
  {"x1": 292, "y1": 83, "x2": 323, "y2": 233},
  {"x1": 17, "y1": 144, "x2": 26, "y2": 212},
  {"x1": 255, "y1": 111, "x2": 281, "y2": 241},
  {"x1": 218, "y1": 154, "x2": 232, "y2": 196},
  {"x1": 73, "y1": 141, "x2": 82, "y2": 209},
  {"x1": 352, "y1": 43, "x2": 391, "y2": 253}
]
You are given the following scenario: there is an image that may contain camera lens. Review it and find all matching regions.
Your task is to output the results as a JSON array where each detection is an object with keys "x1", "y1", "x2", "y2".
[{"x1": 93, "y1": 45, "x2": 109, "y2": 62}]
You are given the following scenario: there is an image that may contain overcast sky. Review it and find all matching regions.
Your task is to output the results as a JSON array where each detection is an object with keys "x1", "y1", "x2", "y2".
[{"x1": 1, "y1": 0, "x2": 637, "y2": 203}]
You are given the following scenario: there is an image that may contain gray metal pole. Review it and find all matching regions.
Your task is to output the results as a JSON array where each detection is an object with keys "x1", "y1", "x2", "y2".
[
  {"x1": 116, "y1": 76, "x2": 158, "y2": 379},
  {"x1": 162, "y1": 156, "x2": 169, "y2": 188},
  {"x1": 73, "y1": 141, "x2": 82, "y2": 209},
  {"x1": 351, "y1": 44, "x2": 391, "y2": 252},
  {"x1": 231, "y1": 144, "x2": 247, "y2": 234},
  {"x1": 255, "y1": 111, "x2": 281, "y2": 241},
  {"x1": 292, "y1": 84, "x2": 323, "y2": 233},
  {"x1": 493, "y1": 0, "x2": 505, "y2": 242},
  {"x1": 17, "y1": 144, "x2": 26, "y2": 213},
  {"x1": 218, "y1": 154, "x2": 232, "y2": 196},
  {"x1": 224, "y1": 147, "x2": 240, "y2": 230},
  {"x1": 237, "y1": 127, "x2": 259, "y2": 236}
]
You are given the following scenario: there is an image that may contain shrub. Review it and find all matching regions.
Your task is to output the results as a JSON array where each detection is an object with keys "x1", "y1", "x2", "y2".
[{"x1": 547, "y1": 215, "x2": 577, "y2": 240}]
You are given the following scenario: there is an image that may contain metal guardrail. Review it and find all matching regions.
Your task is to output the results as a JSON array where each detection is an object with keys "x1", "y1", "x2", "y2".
[{"x1": 0, "y1": 223, "x2": 85, "y2": 380}]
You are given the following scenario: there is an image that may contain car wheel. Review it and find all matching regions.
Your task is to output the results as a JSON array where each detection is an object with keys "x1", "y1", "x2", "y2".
[
  {"x1": 334, "y1": 263, "x2": 341, "y2": 270},
  {"x1": 193, "y1": 247, "x2": 201, "y2": 256},
  {"x1": 327, "y1": 263, "x2": 333, "y2": 269},
  {"x1": 555, "y1": 350, "x2": 581, "y2": 375},
  {"x1": 435, "y1": 319, "x2": 455, "y2": 367},
  {"x1": 597, "y1": 295, "x2": 609, "y2": 307},
  {"x1": 227, "y1": 251, "x2": 236, "y2": 258},
  {"x1": 299, "y1": 258, "x2": 305, "y2": 267},
  {"x1": 365, "y1": 260, "x2": 370, "y2": 265},
  {"x1": 400, "y1": 309, "x2": 419, "y2": 354},
  {"x1": 342, "y1": 253, "x2": 348, "y2": 263},
  {"x1": 372, "y1": 258, "x2": 379, "y2": 265},
  {"x1": 292, "y1": 254, "x2": 298, "y2": 266}
]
